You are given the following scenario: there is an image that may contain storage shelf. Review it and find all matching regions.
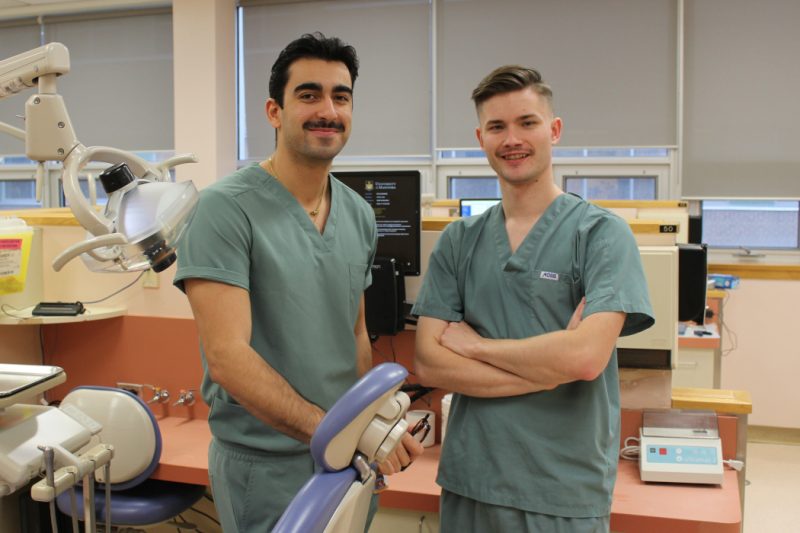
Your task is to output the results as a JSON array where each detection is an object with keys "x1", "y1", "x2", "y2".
[{"x1": 0, "y1": 305, "x2": 126, "y2": 325}]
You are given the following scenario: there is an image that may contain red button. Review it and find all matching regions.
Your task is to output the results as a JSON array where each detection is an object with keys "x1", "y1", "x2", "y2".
[{"x1": 659, "y1": 448, "x2": 667, "y2": 455}]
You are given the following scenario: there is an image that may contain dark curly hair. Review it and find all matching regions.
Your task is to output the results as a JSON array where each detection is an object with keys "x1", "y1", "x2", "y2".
[{"x1": 269, "y1": 32, "x2": 359, "y2": 108}]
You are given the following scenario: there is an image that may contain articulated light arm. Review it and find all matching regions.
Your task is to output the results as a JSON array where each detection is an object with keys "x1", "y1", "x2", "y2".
[
  {"x1": 0, "y1": 43, "x2": 198, "y2": 273},
  {"x1": 0, "y1": 41, "x2": 69, "y2": 98}
]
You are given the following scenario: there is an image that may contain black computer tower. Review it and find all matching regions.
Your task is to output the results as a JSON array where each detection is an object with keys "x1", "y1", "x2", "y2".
[
  {"x1": 364, "y1": 256, "x2": 405, "y2": 336},
  {"x1": 688, "y1": 215, "x2": 703, "y2": 245},
  {"x1": 678, "y1": 243, "x2": 708, "y2": 324}
]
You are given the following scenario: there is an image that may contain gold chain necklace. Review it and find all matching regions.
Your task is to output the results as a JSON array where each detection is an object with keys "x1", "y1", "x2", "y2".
[{"x1": 266, "y1": 157, "x2": 326, "y2": 218}]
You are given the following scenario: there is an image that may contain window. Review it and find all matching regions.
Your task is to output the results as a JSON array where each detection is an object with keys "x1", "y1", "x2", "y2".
[
  {"x1": 238, "y1": 1, "x2": 430, "y2": 160},
  {"x1": 59, "y1": 175, "x2": 109, "y2": 208},
  {"x1": 556, "y1": 160, "x2": 672, "y2": 201},
  {"x1": 449, "y1": 176, "x2": 500, "y2": 199},
  {"x1": 702, "y1": 200, "x2": 799, "y2": 250},
  {"x1": 0, "y1": 8, "x2": 174, "y2": 212},
  {"x1": 564, "y1": 176, "x2": 657, "y2": 201},
  {"x1": 0, "y1": 179, "x2": 40, "y2": 209},
  {"x1": 440, "y1": 149, "x2": 673, "y2": 200}
]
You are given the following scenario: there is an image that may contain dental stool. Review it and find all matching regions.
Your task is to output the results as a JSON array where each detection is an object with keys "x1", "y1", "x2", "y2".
[
  {"x1": 55, "y1": 386, "x2": 206, "y2": 530},
  {"x1": 273, "y1": 362, "x2": 411, "y2": 533}
]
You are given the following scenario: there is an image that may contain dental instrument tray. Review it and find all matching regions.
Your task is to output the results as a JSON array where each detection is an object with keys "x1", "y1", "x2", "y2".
[
  {"x1": 639, "y1": 409, "x2": 723, "y2": 485},
  {"x1": 0, "y1": 363, "x2": 66, "y2": 409}
]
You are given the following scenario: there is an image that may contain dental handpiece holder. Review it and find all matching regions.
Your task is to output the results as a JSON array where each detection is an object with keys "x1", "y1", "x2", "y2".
[
  {"x1": 273, "y1": 362, "x2": 411, "y2": 533},
  {"x1": 0, "y1": 364, "x2": 114, "y2": 532}
]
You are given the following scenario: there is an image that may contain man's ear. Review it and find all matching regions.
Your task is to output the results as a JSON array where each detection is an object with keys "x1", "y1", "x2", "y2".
[
  {"x1": 475, "y1": 126, "x2": 484, "y2": 149},
  {"x1": 550, "y1": 117, "x2": 563, "y2": 145},
  {"x1": 266, "y1": 98, "x2": 282, "y2": 129}
]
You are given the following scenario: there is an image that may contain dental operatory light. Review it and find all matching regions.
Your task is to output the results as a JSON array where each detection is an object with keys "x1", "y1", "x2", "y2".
[
  {"x1": 0, "y1": 42, "x2": 198, "y2": 273},
  {"x1": 74, "y1": 162, "x2": 198, "y2": 273}
]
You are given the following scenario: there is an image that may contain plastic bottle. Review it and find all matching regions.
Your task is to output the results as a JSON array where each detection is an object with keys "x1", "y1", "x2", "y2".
[{"x1": 0, "y1": 217, "x2": 34, "y2": 295}]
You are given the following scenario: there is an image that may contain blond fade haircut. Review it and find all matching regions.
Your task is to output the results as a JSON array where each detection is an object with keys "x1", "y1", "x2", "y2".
[{"x1": 471, "y1": 65, "x2": 554, "y2": 113}]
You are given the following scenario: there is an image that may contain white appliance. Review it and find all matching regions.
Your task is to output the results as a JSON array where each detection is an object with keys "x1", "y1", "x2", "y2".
[{"x1": 639, "y1": 409, "x2": 723, "y2": 485}]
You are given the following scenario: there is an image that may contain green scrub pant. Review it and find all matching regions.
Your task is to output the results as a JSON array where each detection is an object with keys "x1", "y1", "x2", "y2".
[
  {"x1": 440, "y1": 489, "x2": 610, "y2": 533},
  {"x1": 209, "y1": 438, "x2": 378, "y2": 532}
]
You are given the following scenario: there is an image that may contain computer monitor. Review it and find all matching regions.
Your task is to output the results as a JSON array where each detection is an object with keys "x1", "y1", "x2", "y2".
[
  {"x1": 459, "y1": 198, "x2": 500, "y2": 217},
  {"x1": 335, "y1": 170, "x2": 421, "y2": 337},
  {"x1": 334, "y1": 170, "x2": 421, "y2": 276}
]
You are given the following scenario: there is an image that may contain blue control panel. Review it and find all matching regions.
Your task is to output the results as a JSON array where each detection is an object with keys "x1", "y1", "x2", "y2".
[{"x1": 645, "y1": 444, "x2": 718, "y2": 465}]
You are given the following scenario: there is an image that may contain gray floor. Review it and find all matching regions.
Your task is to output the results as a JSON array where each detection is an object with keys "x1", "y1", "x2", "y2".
[{"x1": 743, "y1": 442, "x2": 800, "y2": 532}]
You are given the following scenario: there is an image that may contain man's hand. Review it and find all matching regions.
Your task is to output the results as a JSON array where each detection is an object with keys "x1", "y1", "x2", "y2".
[
  {"x1": 439, "y1": 320, "x2": 483, "y2": 359},
  {"x1": 377, "y1": 430, "x2": 425, "y2": 475},
  {"x1": 567, "y1": 297, "x2": 586, "y2": 330}
]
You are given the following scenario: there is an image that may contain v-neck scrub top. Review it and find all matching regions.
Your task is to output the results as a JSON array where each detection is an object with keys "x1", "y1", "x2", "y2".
[
  {"x1": 412, "y1": 193, "x2": 654, "y2": 518},
  {"x1": 175, "y1": 163, "x2": 377, "y2": 453}
]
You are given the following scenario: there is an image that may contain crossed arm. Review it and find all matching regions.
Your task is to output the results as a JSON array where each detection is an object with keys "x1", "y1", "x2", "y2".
[{"x1": 414, "y1": 299, "x2": 626, "y2": 396}]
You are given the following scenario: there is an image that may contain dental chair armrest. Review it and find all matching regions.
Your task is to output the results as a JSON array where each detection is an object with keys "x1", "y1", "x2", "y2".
[
  {"x1": 311, "y1": 363, "x2": 408, "y2": 472},
  {"x1": 272, "y1": 468, "x2": 358, "y2": 533}
]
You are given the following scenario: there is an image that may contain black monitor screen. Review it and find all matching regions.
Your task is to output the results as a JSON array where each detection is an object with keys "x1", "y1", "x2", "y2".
[{"x1": 334, "y1": 170, "x2": 421, "y2": 276}]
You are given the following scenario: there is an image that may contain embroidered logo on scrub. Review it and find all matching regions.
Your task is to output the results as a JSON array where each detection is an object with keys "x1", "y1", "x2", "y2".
[{"x1": 539, "y1": 271, "x2": 559, "y2": 281}]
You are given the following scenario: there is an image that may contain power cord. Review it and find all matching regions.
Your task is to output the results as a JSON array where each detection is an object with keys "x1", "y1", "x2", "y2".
[
  {"x1": 723, "y1": 459, "x2": 745, "y2": 471},
  {"x1": 720, "y1": 291, "x2": 739, "y2": 357},
  {"x1": 0, "y1": 271, "x2": 144, "y2": 318},
  {"x1": 0, "y1": 302, "x2": 31, "y2": 319},
  {"x1": 619, "y1": 436, "x2": 640, "y2": 461},
  {"x1": 81, "y1": 271, "x2": 145, "y2": 305}
]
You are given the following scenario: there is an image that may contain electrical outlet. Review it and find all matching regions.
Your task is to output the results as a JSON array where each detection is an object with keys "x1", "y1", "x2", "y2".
[
  {"x1": 116, "y1": 382, "x2": 143, "y2": 396},
  {"x1": 142, "y1": 269, "x2": 160, "y2": 289}
]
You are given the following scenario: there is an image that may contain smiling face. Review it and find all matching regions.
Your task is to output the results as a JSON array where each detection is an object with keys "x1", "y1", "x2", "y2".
[
  {"x1": 475, "y1": 87, "x2": 562, "y2": 187},
  {"x1": 266, "y1": 58, "x2": 353, "y2": 163}
]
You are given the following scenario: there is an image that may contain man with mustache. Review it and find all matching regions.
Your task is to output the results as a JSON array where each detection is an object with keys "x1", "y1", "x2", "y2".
[
  {"x1": 412, "y1": 66, "x2": 654, "y2": 532},
  {"x1": 175, "y1": 33, "x2": 423, "y2": 532}
]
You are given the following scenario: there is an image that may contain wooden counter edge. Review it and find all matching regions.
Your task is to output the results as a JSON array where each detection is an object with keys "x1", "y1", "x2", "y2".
[
  {"x1": 423, "y1": 217, "x2": 682, "y2": 234},
  {"x1": 678, "y1": 336, "x2": 720, "y2": 350},
  {"x1": 709, "y1": 263, "x2": 800, "y2": 281},
  {"x1": 151, "y1": 463, "x2": 210, "y2": 486},
  {"x1": 671, "y1": 387, "x2": 752, "y2": 415},
  {"x1": 378, "y1": 490, "x2": 439, "y2": 514},
  {"x1": 2, "y1": 207, "x2": 83, "y2": 226}
]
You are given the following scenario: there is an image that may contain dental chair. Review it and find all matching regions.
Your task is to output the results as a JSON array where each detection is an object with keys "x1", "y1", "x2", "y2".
[
  {"x1": 54, "y1": 386, "x2": 206, "y2": 531},
  {"x1": 273, "y1": 362, "x2": 411, "y2": 533}
]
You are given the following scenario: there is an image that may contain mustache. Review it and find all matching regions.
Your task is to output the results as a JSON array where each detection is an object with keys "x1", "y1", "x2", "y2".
[{"x1": 304, "y1": 120, "x2": 345, "y2": 131}]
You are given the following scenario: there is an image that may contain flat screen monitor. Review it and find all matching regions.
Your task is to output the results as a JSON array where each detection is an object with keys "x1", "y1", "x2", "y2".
[
  {"x1": 459, "y1": 198, "x2": 500, "y2": 217},
  {"x1": 334, "y1": 170, "x2": 421, "y2": 276}
]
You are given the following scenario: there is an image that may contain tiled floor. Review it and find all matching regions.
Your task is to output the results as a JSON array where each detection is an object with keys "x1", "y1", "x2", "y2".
[{"x1": 743, "y1": 442, "x2": 800, "y2": 532}]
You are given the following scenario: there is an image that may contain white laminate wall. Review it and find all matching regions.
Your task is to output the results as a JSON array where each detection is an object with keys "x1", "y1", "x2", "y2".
[{"x1": 720, "y1": 279, "x2": 800, "y2": 428}]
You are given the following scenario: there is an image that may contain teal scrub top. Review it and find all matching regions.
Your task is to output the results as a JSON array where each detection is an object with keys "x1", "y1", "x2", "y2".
[
  {"x1": 412, "y1": 193, "x2": 654, "y2": 518},
  {"x1": 175, "y1": 163, "x2": 377, "y2": 453}
]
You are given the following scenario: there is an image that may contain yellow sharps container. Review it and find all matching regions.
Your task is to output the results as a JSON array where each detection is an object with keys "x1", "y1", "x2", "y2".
[{"x1": 0, "y1": 217, "x2": 34, "y2": 296}]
